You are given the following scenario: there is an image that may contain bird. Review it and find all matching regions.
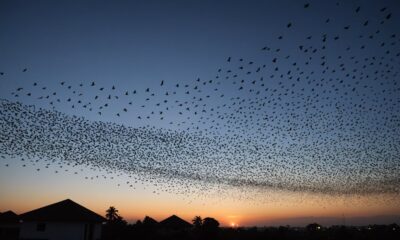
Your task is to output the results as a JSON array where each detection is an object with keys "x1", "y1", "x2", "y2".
[{"x1": 1, "y1": 1, "x2": 399, "y2": 201}]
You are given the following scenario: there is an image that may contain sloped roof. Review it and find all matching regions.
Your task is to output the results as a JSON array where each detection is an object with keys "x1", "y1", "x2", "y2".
[
  {"x1": 0, "y1": 211, "x2": 19, "y2": 224},
  {"x1": 159, "y1": 215, "x2": 192, "y2": 229},
  {"x1": 143, "y1": 216, "x2": 158, "y2": 225},
  {"x1": 20, "y1": 199, "x2": 106, "y2": 223}
]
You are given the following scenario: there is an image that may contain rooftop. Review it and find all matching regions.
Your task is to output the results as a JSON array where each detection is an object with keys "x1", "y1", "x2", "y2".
[{"x1": 20, "y1": 199, "x2": 106, "y2": 223}]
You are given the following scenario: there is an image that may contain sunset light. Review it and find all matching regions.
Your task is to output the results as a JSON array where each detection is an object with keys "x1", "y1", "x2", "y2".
[{"x1": 0, "y1": 0, "x2": 399, "y2": 240}]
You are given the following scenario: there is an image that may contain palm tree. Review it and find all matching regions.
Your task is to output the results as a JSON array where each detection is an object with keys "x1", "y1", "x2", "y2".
[
  {"x1": 105, "y1": 206, "x2": 119, "y2": 222},
  {"x1": 192, "y1": 216, "x2": 203, "y2": 229}
]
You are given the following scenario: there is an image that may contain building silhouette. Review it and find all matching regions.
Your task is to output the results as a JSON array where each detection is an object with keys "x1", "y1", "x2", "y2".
[{"x1": 19, "y1": 199, "x2": 106, "y2": 240}]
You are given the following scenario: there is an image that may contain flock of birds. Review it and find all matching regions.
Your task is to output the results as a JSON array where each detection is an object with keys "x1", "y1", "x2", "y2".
[{"x1": 0, "y1": 2, "x2": 399, "y2": 201}]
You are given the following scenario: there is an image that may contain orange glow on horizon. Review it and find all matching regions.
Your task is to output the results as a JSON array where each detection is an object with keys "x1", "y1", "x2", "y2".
[
  {"x1": 1, "y1": 166, "x2": 399, "y2": 227},
  {"x1": 2, "y1": 190, "x2": 399, "y2": 227}
]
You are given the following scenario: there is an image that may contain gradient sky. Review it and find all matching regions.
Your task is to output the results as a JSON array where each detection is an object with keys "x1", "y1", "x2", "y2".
[{"x1": 1, "y1": 0, "x2": 400, "y2": 226}]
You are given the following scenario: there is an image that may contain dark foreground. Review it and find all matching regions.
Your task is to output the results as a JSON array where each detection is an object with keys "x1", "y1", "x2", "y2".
[{"x1": 103, "y1": 223, "x2": 400, "y2": 240}]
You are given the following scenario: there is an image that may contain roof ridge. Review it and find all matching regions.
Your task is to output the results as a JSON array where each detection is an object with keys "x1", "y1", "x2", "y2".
[{"x1": 20, "y1": 199, "x2": 106, "y2": 222}]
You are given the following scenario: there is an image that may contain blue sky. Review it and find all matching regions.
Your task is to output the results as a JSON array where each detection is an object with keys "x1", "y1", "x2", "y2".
[{"x1": 0, "y1": 0, "x2": 399, "y2": 225}]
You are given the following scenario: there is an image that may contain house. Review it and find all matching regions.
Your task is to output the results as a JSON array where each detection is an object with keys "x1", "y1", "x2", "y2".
[
  {"x1": 19, "y1": 199, "x2": 106, "y2": 240},
  {"x1": 159, "y1": 215, "x2": 192, "y2": 230},
  {"x1": 142, "y1": 216, "x2": 158, "y2": 227},
  {"x1": 0, "y1": 210, "x2": 20, "y2": 240}
]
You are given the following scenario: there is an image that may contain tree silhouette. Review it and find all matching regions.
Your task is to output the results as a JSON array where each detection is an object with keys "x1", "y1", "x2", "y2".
[
  {"x1": 306, "y1": 223, "x2": 322, "y2": 232},
  {"x1": 105, "y1": 206, "x2": 119, "y2": 222},
  {"x1": 103, "y1": 206, "x2": 127, "y2": 240},
  {"x1": 202, "y1": 217, "x2": 220, "y2": 238},
  {"x1": 192, "y1": 216, "x2": 203, "y2": 230},
  {"x1": 202, "y1": 217, "x2": 219, "y2": 229}
]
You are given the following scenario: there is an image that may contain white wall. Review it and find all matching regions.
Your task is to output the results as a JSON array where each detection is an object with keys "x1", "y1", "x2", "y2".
[{"x1": 19, "y1": 221, "x2": 102, "y2": 240}]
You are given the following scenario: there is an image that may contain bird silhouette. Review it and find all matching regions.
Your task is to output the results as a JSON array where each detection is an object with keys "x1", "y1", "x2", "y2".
[{"x1": 1, "y1": 0, "x2": 399, "y2": 200}]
